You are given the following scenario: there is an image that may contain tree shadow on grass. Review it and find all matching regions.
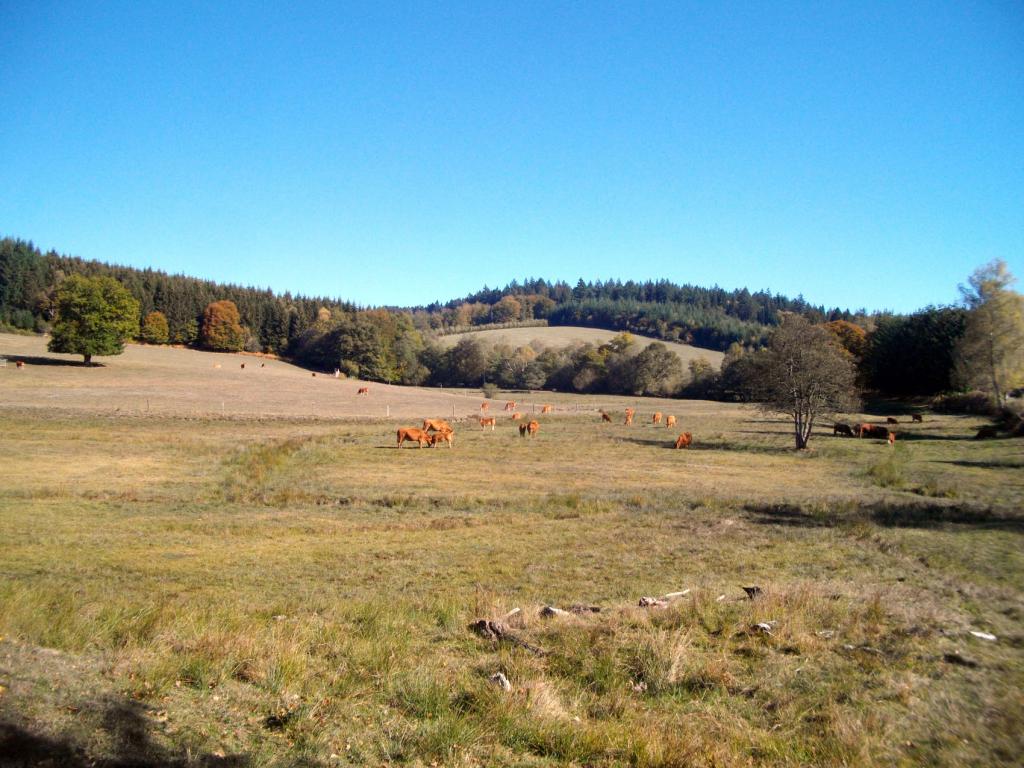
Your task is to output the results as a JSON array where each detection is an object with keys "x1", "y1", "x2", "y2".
[
  {"x1": 1, "y1": 355, "x2": 100, "y2": 368},
  {"x1": 941, "y1": 459, "x2": 1024, "y2": 470},
  {"x1": 745, "y1": 500, "x2": 1024, "y2": 533},
  {"x1": 0, "y1": 698, "x2": 255, "y2": 768},
  {"x1": 619, "y1": 436, "x2": 780, "y2": 453}
]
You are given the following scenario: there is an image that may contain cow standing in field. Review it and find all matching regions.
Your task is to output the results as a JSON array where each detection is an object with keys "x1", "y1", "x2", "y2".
[
  {"x1": 912, "y1": 414, "x2": 924, "y2": 423},
  {"x1": 600, "y1": 410, "x2": 612, "y2": 423},
  {"x1": 504, "y1": 401, "x2": 516, "y2": 411},
  {"x1": 674, "y1": 433, "x2": 692, "y2": 449},
  {"x1": 624, "y1": 408, "x2": 635, "y2": 426},
  {"x1": 422, "y1": 419, "x2": 452, "y2": 433},
  {"x1": 665, "y1": 415, "x2": 676, "y2": 428},
  {"x1": 480, "y1": 416, "x2": 496, "y2": 430},
  {"x1": 833, "y1": 423, "x2": 854, "y2": 437},
  {"x1": 652, "y1": 412, "x2": 662, "y2": 425},
  {"x1": 358, "y1": 387, "x2": 369, "y2": 395},
  {"x1": 397, "y1": 428, "x2": 431, "y2": 448},
  {"x1": 240, "y1": 363, "x2": 245, "y2": 369},
  {"x1": 510, "y1": 413, "x2": 522, "y2": 420},
  {"x1": 888, "y1": 431, "x2": 896, "y2": 447},
  {"x1": 15, "y1": 361, "x2": 24, "y2": 369},
  {"x1": 526, "y1": 420, "x2": 540, "y2": 437},
  {"x1": 541, "y1": 405, "x2": 553, "y2": 414},
  {"x1": 481, "y1": 402, "x2": 489, "y2": 411},
  {"x1": 430, "y1": 431, "x2": 453, "y2": 448}
]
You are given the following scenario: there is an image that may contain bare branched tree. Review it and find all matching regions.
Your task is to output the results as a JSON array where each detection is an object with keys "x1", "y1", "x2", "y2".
[{"x1": 756, "y1": 314, "x2": 859, "y2": 449}]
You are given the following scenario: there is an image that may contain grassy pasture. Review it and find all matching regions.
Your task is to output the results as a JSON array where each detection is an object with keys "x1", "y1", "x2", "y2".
[
  {"x1": 431, "y1": 325, "x2": 726, "y2": 369},
  {"x1": 1, "y1": 340, "x2": 1023, "y2": 767}
]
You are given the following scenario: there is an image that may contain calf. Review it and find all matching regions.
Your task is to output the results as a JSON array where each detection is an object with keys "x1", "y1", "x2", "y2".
[
  {"x1": 600, "y1": 411, "x2": 612, "y2": 423},
  {"x1": 429, "y1": 431, "x2": 453, "y2": 448},
  {"x1": 833, "y1": 423, "x2": 854, "y2": 437},
  {"x1": 357, "y1": 387, "x2": 369, "y2": 395}
]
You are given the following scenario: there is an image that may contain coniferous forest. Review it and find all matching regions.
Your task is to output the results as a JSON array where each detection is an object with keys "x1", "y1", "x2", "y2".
[{"x1": 0, "y1": 237, "x2": 976, "y2": 399}]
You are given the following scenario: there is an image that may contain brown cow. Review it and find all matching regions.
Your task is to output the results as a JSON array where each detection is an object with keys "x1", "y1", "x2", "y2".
[
  {"x1": 312, "y1": 373, "x2": 316, "y2": 377},
  {"x1": 665, "y1": 415, "x2": 676, "y2": 428},
  {"x1": 429, "y1": 431, "x2": 453, "y2": 448},
  {"x1": 480, "y1": 416, "x2": 496, "y2": 430},
  {"x1": 833, "y1": 423, "x2": 854, "y2": 437},
  {"x1": 974, "y1": 425, "x2": 999, "y2": 440},
  {"x1": 886, "y1": 417, "x2": 898, "y2": 425},
  {"x1": 888, "y1": 431, "x2": 896, "y2": 447},
  {"x1": 600, "y1": 411, "x2": 612, "y2": 423},
  {"x1": 422, "y1": 419, "x2": 452, "y2": 433},
  {"x1": 480, "y1": 401, "x2": 489, "y2": 410},
  {"x1": 357, "y1": 387, "x2": 369, "y2": 395},
  {"x1": 912, "y1": 414, "x2": 924, "y2": 423},
  {"x1": 624, "y1": 408, "x2": 635, "y2": 426},
  {"x1": 858, "y1": 423, "x2": 889, "y2": 439},
  {"x1": 15, "y1": 360, "x2": 25, "y2": 369},
  {"x1": 504, "y1": 401, "x2": 516, "y2": 411},
  {"x1": 526, "y1": 420, "x2": 540, "y2": 437},
  {"x1": 261, "y1": 363, "x2": 266, "y2": 368},
  {"x1": 652, "y1": 412, "x2": 662, "y2": 425},
  {"x1": 541, "y1": 405, "x2": 553, "y2": 414},
  {"x1": 240, "y1": 363, "x2": 245, "y2": 369},
  {"x1": 397, "y1": 427, "x2": 431, "y2": 448},
  {"x1": 674, "y1": 432, "x2": 692, "y2": 449},
  {"x1": 518, "y1": 423, "x2": 528, "y2": 437},
  {"x1": 510, "y1": 413, "x2": 522, "y2": 420}
]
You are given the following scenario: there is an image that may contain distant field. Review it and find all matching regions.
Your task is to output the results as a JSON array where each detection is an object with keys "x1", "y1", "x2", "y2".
[
  {"x1": 1, "y1": 333, "x2": 1022, "y2": 767},
  {"x1": 433, "y1": 325, "x2": 725, "y2": 369}
]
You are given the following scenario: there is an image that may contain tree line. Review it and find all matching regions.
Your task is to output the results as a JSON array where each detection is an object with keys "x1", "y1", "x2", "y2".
[{"x1": 3, "y1": 238, "x2": 1020, "y2": 406}]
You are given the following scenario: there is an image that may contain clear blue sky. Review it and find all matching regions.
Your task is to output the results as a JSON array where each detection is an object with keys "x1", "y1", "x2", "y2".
[{"x1": 2, "y1": 1, "x2": 1021, "y2": 313}]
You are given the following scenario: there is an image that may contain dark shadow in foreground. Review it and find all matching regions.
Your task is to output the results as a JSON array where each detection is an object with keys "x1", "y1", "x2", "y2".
[
  {"x1": 0, "y1": 698, "x2": 251, "y2": 768},
  {"x1": 0, "y1": 355, "x2": 101, "y2": 368},
  {"x1": 745, "y1": 500, "x2": 1024, "y2": 533}
]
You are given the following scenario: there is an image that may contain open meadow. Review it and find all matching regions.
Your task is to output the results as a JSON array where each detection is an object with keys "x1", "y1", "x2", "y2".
[{"x1": 1, "y1": 337, "x2": 1023, "y2": 767}]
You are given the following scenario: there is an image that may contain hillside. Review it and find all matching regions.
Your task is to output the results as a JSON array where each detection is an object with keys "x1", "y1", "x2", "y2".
[
  {"x1": 433, "y1": 325, "x2": 725, "y2": 370},
  {"x1": 0, "y1": 333, "x2": 708, "y2": 419}
]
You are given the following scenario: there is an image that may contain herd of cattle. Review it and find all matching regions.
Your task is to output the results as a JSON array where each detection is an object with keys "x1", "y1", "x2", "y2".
[{"x1": 396, "y1": 401, "x2": 694, "y2": 450}]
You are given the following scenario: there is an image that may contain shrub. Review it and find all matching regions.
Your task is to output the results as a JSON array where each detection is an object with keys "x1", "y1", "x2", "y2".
[
  {"x1": 481, "y1": 382, "x2": 499, "y2": 399},
  {"x1": 931, "y1": 391, "x2": 996, "y2": 415}
]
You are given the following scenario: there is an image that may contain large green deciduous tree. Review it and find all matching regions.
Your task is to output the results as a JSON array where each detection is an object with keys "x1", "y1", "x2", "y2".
[
  {"x1": 756, "y1": 314, "x2": 859, "y2": 449},
  {"x1": 48, "y1": 275, "x2": 140, "y2": 365}
]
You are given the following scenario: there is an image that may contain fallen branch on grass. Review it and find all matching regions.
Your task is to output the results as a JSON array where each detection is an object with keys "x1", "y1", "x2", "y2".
[{"x1": 468, "y1": 619, "x2": 546, "y2": 656}]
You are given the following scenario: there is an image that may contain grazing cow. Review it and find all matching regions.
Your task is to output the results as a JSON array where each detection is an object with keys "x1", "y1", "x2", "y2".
[
  {"x1": 888, "y1": 431, "x2": 896, "y2": 447},
  {"x1": 674, "y1": 432, "x2": 693, "y2": 449},
  {"x1": 859, "y1": 424, "x2": 889, "y2": 439},
  {"x1": 652, "y1": 412, "x2": 662, "y2": 425},
  {"x1": 480, "y1": 416, "x2": 496, "y2": 430},
  {"x1": 541, "y1": 405, "x2": 553, "y2": 414},
  {"x1": 519, "y1": 423, "x2": 528, "y2": 437},
  {"x1": 504, "y1": 401, "x2": 516, "y2": 411},
  {"x1": 312, "y1": 373, "x2": 316, "y2": 377},
  {"x1": 833, "y1": 423, "x2": 854, "y2": 437},
  {"x1": 397, "y1": 427, "x2": 431, "y2": 448},
  {"x1": 974, "y1": 425, "x2": 999, "y2": 440},
  {"x1": 665, "y1": 415, "x2": 676, "y2": 428},
  {"x1": 357, "y1": 387, "x2": 369, "y2": 395},
  {"x1": 15, "y1": 360, "x2": 24, "y2": 369},
  {"x1": 261, "y1": 363, "x2": 265, "y2": 368},
  {"x1": 240, "y1": 363, "x2": 245, "y2": 369},
  {"x1": 480, "y1": 402, "x2": 489, "y2": 410},
  {"x1": 510, "y1": 413, "x2": 522, "y2": 420},
  {"x1": 429, "y1": 431, "x2": 453, "y2": 448},
  {"x1": 526, "y1": 420, "x2": 540, "y2": 437},
  {"x1": 886, "y1": 417, "x2": 898, "y2": 425},
  {"x1": 600, "y1": 411, "x2": 612, "y2": 423},
  {"x1": 423, "y1": 419, "x2": 452, "y2": 433},
  {"x1": 624, "y1": 408, "x2": 635, "y2": 426},
  {"x1": 912, "y1": 414, "x2": 923, "y2": 423}
]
